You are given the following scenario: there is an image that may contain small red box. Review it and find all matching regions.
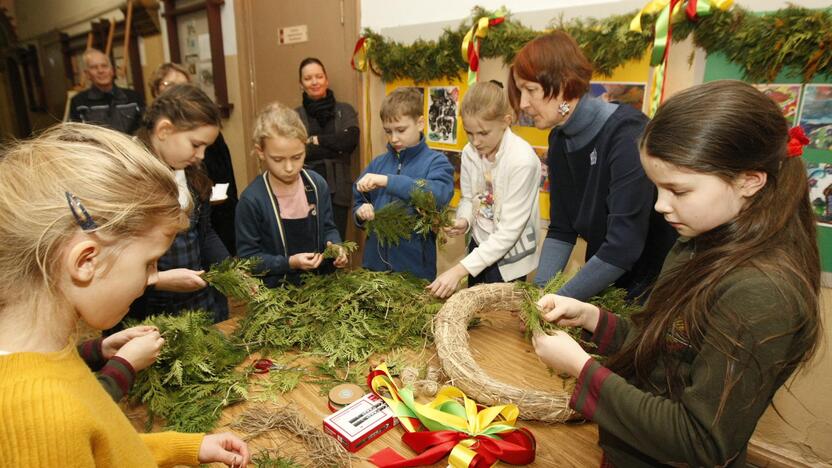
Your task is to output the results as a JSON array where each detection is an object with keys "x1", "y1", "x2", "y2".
[{"x1": 323, "y1": 393, "x2": 398, "y2": 452}]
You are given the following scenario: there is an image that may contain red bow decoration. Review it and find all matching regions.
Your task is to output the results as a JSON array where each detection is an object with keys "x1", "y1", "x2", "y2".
[
  {"x1": 786, "y1": 126, "x2": 810, "y2": 158},
  {"x1": 369, "y1": 428, "x2": 536, "y2": 468}
]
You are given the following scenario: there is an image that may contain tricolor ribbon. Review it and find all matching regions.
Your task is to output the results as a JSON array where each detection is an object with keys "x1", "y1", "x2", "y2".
[
  {"x1": 367, "y1": 363, "x2": 535, "y2": 468},
  {"x1": 461, "y1": 10, "x2": 507, "y2": 85},
  {"x1": 630, "y1": 0, "x2": 733, "y2": 115}
]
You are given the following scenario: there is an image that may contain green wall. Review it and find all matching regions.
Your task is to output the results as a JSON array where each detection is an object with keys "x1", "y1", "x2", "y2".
[{"x1": 703, "y1": 52, "x2": 832, "y2": 271}]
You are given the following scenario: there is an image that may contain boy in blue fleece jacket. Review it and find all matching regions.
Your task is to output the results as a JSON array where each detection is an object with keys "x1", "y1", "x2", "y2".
[{"x1": 353, "y1": 88, "x2": 454, "y2": 280}]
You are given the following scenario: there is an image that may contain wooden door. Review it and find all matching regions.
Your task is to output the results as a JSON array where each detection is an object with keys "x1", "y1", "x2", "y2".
[
  {"x1": 237, "y1": 0, "x2": 361, "y2": 246},
  {"x1": 240, "y1": 0, "x2": 360, "y2": 116}
]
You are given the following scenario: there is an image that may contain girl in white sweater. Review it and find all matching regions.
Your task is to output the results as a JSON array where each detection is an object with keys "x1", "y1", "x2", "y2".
[{"x1": 428, "y1": 81, "x2": 541, "y2": 298}]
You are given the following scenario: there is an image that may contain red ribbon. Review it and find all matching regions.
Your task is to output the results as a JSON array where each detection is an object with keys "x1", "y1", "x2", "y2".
[
  {"x1": 786, "y1": 126, "x2": 810, "y2": 158},
  {"x1": 369, "y1": 428, "x2": 536, "y2": 468},
  {"x1": 466, "y1": 17, "x2": 505, "y2": 74},
  {"x1": 685, "y1": 0, "x2": 700, "y2": 21}
]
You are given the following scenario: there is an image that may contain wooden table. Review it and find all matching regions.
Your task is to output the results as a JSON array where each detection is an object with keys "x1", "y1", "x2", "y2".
[{"x1": 127, "y1": 307, "x2": 603, "y2": 467}]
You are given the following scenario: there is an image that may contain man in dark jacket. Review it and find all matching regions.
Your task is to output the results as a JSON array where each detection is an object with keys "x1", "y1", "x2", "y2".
[{"x1": 69, "y1": 48, "x2": 143, "y2": 135}]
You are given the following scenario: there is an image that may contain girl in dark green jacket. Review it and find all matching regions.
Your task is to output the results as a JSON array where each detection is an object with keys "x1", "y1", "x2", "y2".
[{"x1": 532, "y1": 80, "x2": 821, "y2": 467}]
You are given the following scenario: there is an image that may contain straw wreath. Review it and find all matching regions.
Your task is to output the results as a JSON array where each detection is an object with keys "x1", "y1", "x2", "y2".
[{"x1": 433, "y1": 282, "x2": 577, "y2": 422}]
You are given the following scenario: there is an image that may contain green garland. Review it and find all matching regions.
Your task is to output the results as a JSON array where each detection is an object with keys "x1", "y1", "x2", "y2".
[
  {"x1": 363, "y1": 5, "x2": 831, "y2": 83},
  {"x1": 207, "y1": 258, "x2": 442, "y2": 367},
  {"x1": 127, "y1": 311, "x2": 249, "y2": 432}
]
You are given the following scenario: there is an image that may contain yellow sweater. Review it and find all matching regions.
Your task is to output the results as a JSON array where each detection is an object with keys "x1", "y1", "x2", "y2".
[{"x1": 0, "y1": 341, "x2": 204, "y2": 467}]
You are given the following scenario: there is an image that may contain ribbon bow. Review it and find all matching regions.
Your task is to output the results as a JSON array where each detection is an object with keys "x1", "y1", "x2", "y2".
[
  {"x1": 351, "y1": 36, "x2": 373, "y2": 72},
  {"x1": 461, "y1": 9, "x2": 507, "y2": 86},
  {"x1": 367, "y1": 363, "x2": 535, "y2": 468},
  {"x1": 630, "y1": 0, "x2": 733, "y2": 115},
  {"x1": 786, "y1": 126, "x2": 810, "y2": 158}
]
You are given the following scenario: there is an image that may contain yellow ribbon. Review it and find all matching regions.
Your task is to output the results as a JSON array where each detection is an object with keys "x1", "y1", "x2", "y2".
[
  {"x1": 630, "y1": 0, "x2": 733, "y2": 33},
  {"x1": 460, "y1": 9, "x2": 507, "y2": 85}
]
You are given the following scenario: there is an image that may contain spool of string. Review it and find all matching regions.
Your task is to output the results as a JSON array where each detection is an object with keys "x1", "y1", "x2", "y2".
[
  {"x1": 328, "y1": 383, "x2": 363, "y2": 412},
  {"x1": 400, "y1": 365, "x2": 442, "y2": 397}
]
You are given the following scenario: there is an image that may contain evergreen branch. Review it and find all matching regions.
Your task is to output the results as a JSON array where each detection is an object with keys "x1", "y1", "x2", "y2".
[{"x1": 322, "y1": 240, "x2": 359, "y2": 259}]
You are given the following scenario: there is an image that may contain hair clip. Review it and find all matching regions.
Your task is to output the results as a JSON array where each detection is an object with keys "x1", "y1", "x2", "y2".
[
  {"x1": 558, "y1": 101, "x2": 571, "y2": 116},
  {"x1": 786, "y1": 126, "x2": 810, "y2": 158},
  {"x1": 65, "y1": 192, "x2": 98, "y2": 231}
]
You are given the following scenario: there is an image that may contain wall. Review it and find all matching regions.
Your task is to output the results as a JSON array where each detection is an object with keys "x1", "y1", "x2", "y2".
[
  {"x1": 359, "y1": 1, "x2": 832, "y2": 466},
  {"x1": 14, "y1": 0, "x2": 124, "y2": 41}
]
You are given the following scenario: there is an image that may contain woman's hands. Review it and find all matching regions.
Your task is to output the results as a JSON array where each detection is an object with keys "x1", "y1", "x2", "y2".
[{"x1": 198, "y1": 433, "x2": 251, "y2": 467}]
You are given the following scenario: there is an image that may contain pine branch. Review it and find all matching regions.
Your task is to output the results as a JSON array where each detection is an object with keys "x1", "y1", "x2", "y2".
[{"x1": 322, "y1": 240, "x2": 359, "y2": 259}]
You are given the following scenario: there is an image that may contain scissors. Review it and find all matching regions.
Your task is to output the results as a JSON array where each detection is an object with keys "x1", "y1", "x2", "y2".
[{"x1": 252, "y1": 358, "x2": 282, "y2": 374}]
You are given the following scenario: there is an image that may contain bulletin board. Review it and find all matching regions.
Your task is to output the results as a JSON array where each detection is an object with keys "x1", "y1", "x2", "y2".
[
  {"x1": 383, "y1": 52, "x2": 652, "y2": 221},
  {"x1": 704, "y1": 52, "x2": 832, "y2": 272}
]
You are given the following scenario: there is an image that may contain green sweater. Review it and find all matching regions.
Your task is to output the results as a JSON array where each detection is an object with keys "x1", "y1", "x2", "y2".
[{"x1": 571, "y1": 239, "x2": 808, "y2": 467}]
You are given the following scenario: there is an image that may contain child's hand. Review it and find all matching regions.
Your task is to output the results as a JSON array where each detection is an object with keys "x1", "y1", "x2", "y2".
[
  {"x1": 426, "y1": 264, "x2": 469, "y2": 298},
  {"x1": 356, "y1": 173, "x2": 388, "y2": 192},
  {"x1": 444, "y1": 218, "x2": 469, "y2": 238},
  {"x1": 289, "y1": 252, "x2": 323, "y2": 271},
  {"x1": 154, "y1": 268, "x2": 207, "y2": 293},
  {"x1": 327, "y1": 241, "x2": 349, "y2": 268},
  {"x1": 114, "y1": 330, "x2": 164, "y2": 372},
  {"x1": 198, "y1": 432, "x2": 251, "y2": 467},
  {"x1": 101, "y1": 325, "x2": 158, "y2": 359},
  {"x1": 532, "y1": 331, "x2": 591, "y2": 378},
  {"x1": 537, "y1": 294, "x2": 600, "y2": 332},
  {"x1": 356, "y1": 203, "x2": 375, "y2": 221}
]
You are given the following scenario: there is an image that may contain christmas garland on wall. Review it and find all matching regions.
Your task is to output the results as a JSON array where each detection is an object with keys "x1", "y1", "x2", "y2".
[{"x1": 362, "y1": 5, "x2": 832, "y2": 84}]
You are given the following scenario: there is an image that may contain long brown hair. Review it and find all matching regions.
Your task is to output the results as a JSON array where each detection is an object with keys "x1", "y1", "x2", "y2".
[
  {"x1": 605, "y1": 80, "x2": 821, "y2": 421},
  {"x1": 137, "y1": 84, "x2": 220, "y2": 201}
]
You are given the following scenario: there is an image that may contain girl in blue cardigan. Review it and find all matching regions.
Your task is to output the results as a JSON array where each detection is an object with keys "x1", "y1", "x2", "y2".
[{"x1": 237, "y1": 102, "x2": 347, "y2": 287}]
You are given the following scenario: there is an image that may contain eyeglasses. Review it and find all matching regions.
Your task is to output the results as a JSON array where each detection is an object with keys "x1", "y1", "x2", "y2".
[{"x1": 65, "y1": 192, "x2": 98, "y2": 231}]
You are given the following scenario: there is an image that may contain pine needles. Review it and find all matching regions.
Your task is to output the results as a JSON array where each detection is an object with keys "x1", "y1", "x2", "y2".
[
  {"x1": 364, "y1": 179, "x2": 453, "y2": 247},
  {"x1": 365, "y1": 200, "x2": 415, "y2": 247},
  {"x1": 207, "y1": 260, "x2": 442, "y2": 368},
  {"x1": 516, "y1": 275, "x2": 640, "y2": 353},
  {"x1": 127, "y1": 310, "x2": 249, "y2": 432},
  {"x1": 322, "y1": 241, "x2": 359, "y2": 259}
]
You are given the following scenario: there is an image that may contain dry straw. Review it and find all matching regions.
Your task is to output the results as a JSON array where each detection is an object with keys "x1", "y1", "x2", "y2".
[
  {"x1": 433, "y1": 283, "x2": 577, "y2": 422},
  {"x1": 231, "y1": 404, "x2": 353, "y2": 467}
]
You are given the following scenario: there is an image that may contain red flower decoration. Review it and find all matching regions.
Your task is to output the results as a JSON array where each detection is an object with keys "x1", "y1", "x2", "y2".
[{"x1": 786, "y1": 126, "x2": 810, "y2": 158}]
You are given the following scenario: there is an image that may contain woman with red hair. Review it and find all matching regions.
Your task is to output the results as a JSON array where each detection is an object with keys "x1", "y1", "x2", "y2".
[{"x1": 509, "y1": 31, "x2": 676, "y2": 300}]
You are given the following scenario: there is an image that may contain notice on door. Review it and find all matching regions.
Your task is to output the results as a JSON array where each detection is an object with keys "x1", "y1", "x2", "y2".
[{"x1": 278, "y1": 25, "x2": 308, "y2": 45}]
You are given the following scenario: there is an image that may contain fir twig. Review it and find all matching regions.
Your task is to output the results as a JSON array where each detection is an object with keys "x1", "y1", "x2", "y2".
[
  {"x1": 322, "y1": 241, "x2": 359, "y2": 259},
  {"x1": 365, "y1": 200, "x2": 415, "y2": 247},
  {"x1": 127, "y1": 310, "x2": 248, "y2": 432}
]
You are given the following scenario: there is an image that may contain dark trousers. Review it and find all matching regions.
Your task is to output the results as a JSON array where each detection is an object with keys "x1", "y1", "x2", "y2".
[{"x1": 467, "y1": 239, "x2": 523, "y2": 286}]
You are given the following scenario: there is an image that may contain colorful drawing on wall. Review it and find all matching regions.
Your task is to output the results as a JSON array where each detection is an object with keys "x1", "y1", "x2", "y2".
[
  {"x1": 533, "y1": 147, "x2": 549, "y2": 193},
  {"x1": 440, "y1": 149, "x2": 462, "y2": 191},
  {"x1": 590, "y1": 82, "x2": 646, "y2": 112},
  {"x1": 753, "y1": 84, "x2": 802, "y2": 126},
  {"x1": 428, "y1": 86, "x2": 459, "y2": 144},
  {"x1": 808, "y1": 162, "x2": 832, "y2": 226},
  {"x1": 798, "y1": 84, "x2": 832, "y2": 151}
]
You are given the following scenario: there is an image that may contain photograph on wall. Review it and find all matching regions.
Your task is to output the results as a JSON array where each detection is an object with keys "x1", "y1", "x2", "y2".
[
  {"x1": 590, "y1": 82, "x2": 646, "y2": 112},
  {"x1": 533, "y1": 146, "x2": 549, "y2": 193},
  {"x1": 427, "y1": 86, "x2": 459, "y2": 144},
  {"x1": 798, "y1": 84, "x2": 832, "y2": 151},
  {"x1": 440, "y1": 149, "x2": 462, "y2": 190},
  {"x1": 807, "y1": 162, "x2": 832, "y2": 226},
  {"x1": 195, "y1": 61, "x2": 216, "y2": 102},
  {"x1": 753, "y1": 84, "x2": 802, "y2": 126}
]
